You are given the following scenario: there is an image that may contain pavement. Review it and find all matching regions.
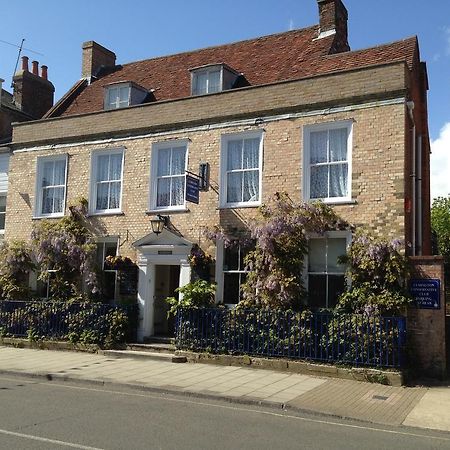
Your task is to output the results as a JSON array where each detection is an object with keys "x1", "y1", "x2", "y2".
[{"x1": 0, "y1": 346, "x2": 449, "y2": 433}]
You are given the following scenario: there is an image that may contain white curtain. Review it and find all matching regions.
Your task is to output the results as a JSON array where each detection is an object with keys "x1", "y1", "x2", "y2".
[
  {"x1": 227, "y1": 138, "x2": 260, "y2": 203},
  {"x1": 208, "y1": 70, "x2": 221, "y2": 93},
  {"x1": 310, "y1": 166, "x2": 328, "y2": 199},
  {"x1": 310, "y1": 130, "x2": 327, "y2": 164},
  {"x1": 157, "y1": 148, "x2": 170, "y2": 177},
  {"x1": 157, "y1": 179, "x2": 170, "y2": 207},
  {"x1": 109, "y1": 154, "x2": 122, "y2": 181},
  {"x1": 329, "y1": 164, "x2": 348, "y2": 198}
]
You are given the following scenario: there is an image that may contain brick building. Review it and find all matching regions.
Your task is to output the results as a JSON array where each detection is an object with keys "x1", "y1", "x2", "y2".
[
  {"x1": 0, "y1": 57, "x2": 54, "y2": 238},
  {"x1": 7, "y1": 0, "x2": 431, "y2": 340}
]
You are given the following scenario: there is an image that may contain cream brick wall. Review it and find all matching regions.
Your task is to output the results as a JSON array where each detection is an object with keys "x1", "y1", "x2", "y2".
[{"x1": 6, "y1": 102, "x2": 406, "y2": 261}]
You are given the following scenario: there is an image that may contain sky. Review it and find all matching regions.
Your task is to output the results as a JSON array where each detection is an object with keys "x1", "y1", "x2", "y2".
[{"x1": 1, "y1": 0, "x2": 449, "y2": 199}]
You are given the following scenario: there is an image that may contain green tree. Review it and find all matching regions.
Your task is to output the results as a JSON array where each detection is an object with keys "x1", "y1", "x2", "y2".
[{"x1": 431, "y1": 196, "x2": 450, "y2": 307}]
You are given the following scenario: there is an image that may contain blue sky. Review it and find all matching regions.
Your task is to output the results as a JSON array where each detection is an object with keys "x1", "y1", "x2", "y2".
[{"x1": 1, "y1": 0, "x2": 449, "y2": 197}]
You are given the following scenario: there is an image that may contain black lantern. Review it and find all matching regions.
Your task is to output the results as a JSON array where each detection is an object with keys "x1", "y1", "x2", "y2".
[{"x1": 150, "y1": 215, "x2": 168, "y2": 235}]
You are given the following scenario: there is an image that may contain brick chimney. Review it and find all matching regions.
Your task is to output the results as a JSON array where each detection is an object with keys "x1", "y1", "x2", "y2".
[
  {"x1": 12, "y1": 56, "x2": 55, "y2": 119},
  {"x1": 82, "y1": 41, "x2": 116, "y2": 80},
  {"x1": 317, "y1": 0, "x2": 350, "y2": 52}
]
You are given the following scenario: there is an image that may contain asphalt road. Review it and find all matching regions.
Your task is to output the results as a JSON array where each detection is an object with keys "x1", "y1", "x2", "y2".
[{"x1": 0, "y1": 375, "x2": 449, "y2": 450}]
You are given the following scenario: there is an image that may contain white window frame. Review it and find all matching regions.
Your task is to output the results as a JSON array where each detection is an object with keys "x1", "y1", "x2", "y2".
[
  {"x1": 191, "y1": 66, "x2": 223, "y2": 96},
  {"x1": 215, "y1": 240, "x2": 251, "y2": 306},
  {"x1": 0, "y1": 193, "x2": 6, "y2": 235},
  {"x1": 89, "y1": 148, "x2": 124, "y2": 215},
  {"x1": 303, "y1": 120, "x2": 353, "y2": 204},
  {"x1": 220, "y1": 130, "x2": 263, "y2": 209},
  {"x1": 304, "y1": 231, "x2": 351, "y2": 308},
  {"x1": 104, "y1": 83, "x2": 131, "y2": 110},
  {"x1": 34, "y1": 154, "x2": 68, "y2": 218},
  {"x1": 149, "y1": 140, "x2": 188, "y2": 212}
]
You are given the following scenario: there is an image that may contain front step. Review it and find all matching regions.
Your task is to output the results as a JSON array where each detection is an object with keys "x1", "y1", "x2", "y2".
[
  {"x1": 102, "y1": 349, "x2": 186, "y2": 363},
  {"x1": 127, "y1": 343, "x2": 176, "y2": 354},
  {"x1": 143, "y1": 336, "x2": 175, "y2": 345}
]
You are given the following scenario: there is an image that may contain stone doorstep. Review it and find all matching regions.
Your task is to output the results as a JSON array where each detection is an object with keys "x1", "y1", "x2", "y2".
[
  {"x1": 176, "y1": 351, "x2": 404, "y2": 387},
  {"x1": 101, "y1": 349, "x2": 187, "y2": 364}
]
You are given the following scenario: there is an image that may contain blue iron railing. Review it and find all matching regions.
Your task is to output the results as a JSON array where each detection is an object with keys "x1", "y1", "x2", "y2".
[
  {"x1": 0, "y1": 300, "x2": 138, "y2": 342},
  {"x1": 175, "y1": 308, "x2": 407, "y2": 368}
]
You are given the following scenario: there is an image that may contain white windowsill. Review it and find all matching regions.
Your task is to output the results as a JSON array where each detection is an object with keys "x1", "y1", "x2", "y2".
[
  {"x1": 218, "y1": 202, "x2": 261, "y2": 210},
  {"x1": 88, "y1": 210, "x2": 124, "y2": 217},
  {"x1": 32, "y1": 213, "x2": 65, "y2": 220},
  {"x1": 146, "y1": 208, "x2": 189, "y2": 215}
]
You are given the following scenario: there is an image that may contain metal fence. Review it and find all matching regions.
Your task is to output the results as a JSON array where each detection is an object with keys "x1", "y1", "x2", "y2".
[
  {"x1": 0, "y1": 300, "x2": 137, "y2": 341},
  {"x1": 175, "y1": 308, "x2": 407, "y2": 368}
]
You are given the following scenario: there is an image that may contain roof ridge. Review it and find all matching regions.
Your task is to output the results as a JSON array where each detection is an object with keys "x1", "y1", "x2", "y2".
[
  {"x1": 118, "y1": 25, "x2": 319, "y2": 68},
  {"x1": 324, "y1": 35, "x2": 417, "y2": 59}
]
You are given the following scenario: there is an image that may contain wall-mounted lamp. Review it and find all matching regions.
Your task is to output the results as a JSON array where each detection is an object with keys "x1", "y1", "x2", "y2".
[{"x1": 150, "y1": 214, "x2": 169, "y2": 235}]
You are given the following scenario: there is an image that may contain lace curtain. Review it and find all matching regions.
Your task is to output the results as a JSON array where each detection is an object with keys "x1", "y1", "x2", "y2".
[
  {"x1": 310, "y1": 128, "x2": 348, "y2": 199},
  {"x1": 157, "y1": 146, "x2": 186, "y2": 207},
  {"x1": 226, "y1": 137, "x2": 259, "y2": 203},
  {"x1": 42, "y1": 159, "x2": 66, "y2": 214},
  {"x1": 96, "y1": 153, "x2": 122, "y2": 210}
]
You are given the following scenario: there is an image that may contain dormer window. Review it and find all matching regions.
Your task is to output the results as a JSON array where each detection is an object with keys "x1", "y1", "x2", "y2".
[
  {"x1": 104, "y1": 82, "x2": 148, "y2": 110},
  {"x1": 190, "y1": 64, "x2": 240, "y2": 96}
]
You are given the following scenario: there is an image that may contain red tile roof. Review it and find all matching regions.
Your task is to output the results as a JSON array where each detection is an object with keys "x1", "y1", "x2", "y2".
[{"x1": 56, "y1": 26, "x2": 418, "y2": 117}]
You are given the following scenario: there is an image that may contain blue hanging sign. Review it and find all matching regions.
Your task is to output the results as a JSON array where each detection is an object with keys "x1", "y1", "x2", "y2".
[
  {"x1": 410, "y1": 279, "x2": 441, "y2": 310},
  {"x1": 186, "y1": 175, "x2": 199, "y2": 204}
]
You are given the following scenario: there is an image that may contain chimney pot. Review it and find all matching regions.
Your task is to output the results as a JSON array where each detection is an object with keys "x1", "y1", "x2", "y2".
[
  {"x1": 21, "y1": 56, "x2": 29, "y2": 71},
  {"x1": 32, "y1": 60, "x2": 39, "y2": 76},
  {"x1": 41, "y1": 65, "x2": 48, "y2": 80}
]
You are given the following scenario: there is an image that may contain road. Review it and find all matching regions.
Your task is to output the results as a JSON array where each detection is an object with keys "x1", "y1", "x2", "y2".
[{"x1": 0, "y1": 375, "x2": 448, "y2": 450}]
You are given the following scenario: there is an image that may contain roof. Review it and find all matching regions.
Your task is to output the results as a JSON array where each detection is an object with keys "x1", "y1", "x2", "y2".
[{"x1": 54, "y1": 26, "x2": 418, "y2": 118}]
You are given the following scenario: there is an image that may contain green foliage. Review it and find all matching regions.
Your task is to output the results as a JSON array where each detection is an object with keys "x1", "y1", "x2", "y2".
[
  {"x1": 165, "y1": 280, "x2": 216, "y2": 317},
  {"x1": 431, "y1": 196, "x2": 450, "y2": 262},
  {"x1": 0, "y1": 240, "x2": 34, "y2": 300},
  {"x1": 0, "y1": 300, "x2": 130, "y2": 347},
  {"x1": 31, "y1": 198, "x2": 98, "y2": 299},
  {"x1": 240, "y1": 192, "x2": 349, "y2": 310},
  {"x1": 337, "y1": 231, "x2": 411, "y2": 315}
]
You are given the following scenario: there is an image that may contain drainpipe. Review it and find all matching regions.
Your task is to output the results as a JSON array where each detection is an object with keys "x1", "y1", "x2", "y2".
[
  {"x1": 417, "y1": 134, "x2": 423, "y2": 255},
  {"x1": 407, "y1": 101, "x2": 416, "y2": 256}
]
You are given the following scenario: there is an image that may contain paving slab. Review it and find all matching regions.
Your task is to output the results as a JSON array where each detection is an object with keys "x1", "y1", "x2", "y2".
[
  {"x1": 403, "y1": 387, "x2": 450, "y2": 432},
  {"x1": 287, "y1": 378, "x2": 426, "y2": 426}
]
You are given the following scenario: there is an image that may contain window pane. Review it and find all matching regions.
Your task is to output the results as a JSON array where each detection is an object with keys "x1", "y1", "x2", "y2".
[
  {"x1": 243, "y1": 170, "x2": 259, "y2": 202},
  {"x1": 53, "y1": 187, "x2": 64, "y2": 213},
  {"x1": 310, "y1": 165, "x2": 328, "y2": 199},
  {"x1": 329, "y1": 128, "x2": 347, "y2": 162},
  {"x1": 223, "y1": 273, "x2": 240, "y2": 304},
  {"x1": 329, "y1": 164, "x2": 348, "y2": 198},
  {"x1": 310, "y1": 130, "x2": 328, "y2": 164},
  {"x1": 54, "y1": 160, "x2": 66, "y2": 185},
  {"x1": 42, "y1": 161, "x2": 53, "y2": 187},
  {"x1": 0, "y1": 212, "x2": 5, "y2": 230},
  {"x1": 109, "y1": 154, "x2": 122, "y2": 181},
  {"x1": 227, "y1": 172, "x2": 242, "y2": 203},
  {"x1": 96, "y1": 155, "x2": 110, "y2": 181},
  {"x1": 308, "y1": 274, "x2": 327, "y2": 308},
  {"x1": 119, "y1": 86, "x2": 129, "y2": 104},
  {"x1": 157, "y1": 148, "x2": 170, "y2": 176},
  {"x1": 243, "y1": 138, "x2": 259, "y2": 169},
  {"x1": 171, "y1": 176, "x2": 185, "y2": 206},
  {"x1": 328, "y1": 275, "x2": 345, "y2": 308},
  {"x1": 96, "y1": 183, "x2": 109, "y2": 210},
  {"x1": 308, "y1": 239, "x2": 326, "y2": 272},
  {"x1": 0, "y1": 195, "x2": 6, "y2": 212},
  {"x1": 157, "y1": 178, "x2": 170, "y2": 207},
  {"x1": 208, "y1": 70, "x2": 221, "y2": 93},
  {"x1": 42, "y1": 189, "x2": 53, "y2": 214},
  {"x1": 227, "y1": 140, "x2": 242, "y2": 170},
  {"x1": 328, "y1": 238, "x2": 347, "y2": 272},
  {"x1": 171, "y1": 147, "x2": 186, "y2": 175},
  {"x1": 107, "y1": 87, "x2": 117, "y2": 107},
  {"x1": 195, "y1": 72, "x2": 207, "y2": 95},
  {"x1": 224, "y1": 246, "x2": 239, "y2": 270},
  {"x1": 109, "y1": 182, "x2": 121, "y2": 209}
]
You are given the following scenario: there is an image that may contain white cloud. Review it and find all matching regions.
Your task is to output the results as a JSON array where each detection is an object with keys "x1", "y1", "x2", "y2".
[{"x1": 431, "y1": 122, "x2": 450, "y2": 199}]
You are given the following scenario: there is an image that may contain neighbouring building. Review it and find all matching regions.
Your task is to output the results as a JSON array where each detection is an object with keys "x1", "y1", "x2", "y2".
[
  {"x1": 7, "y1": 0, "x2": 431, "y2": 340},
  {"x1": 0, "y1": 57, "x2": 54, "y2": 238}
]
